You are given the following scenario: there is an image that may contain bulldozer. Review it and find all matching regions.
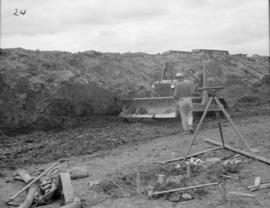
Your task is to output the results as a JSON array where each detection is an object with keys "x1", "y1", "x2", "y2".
[{"x1": 119, "y1": 62, "x2": 227, "y2": 119}]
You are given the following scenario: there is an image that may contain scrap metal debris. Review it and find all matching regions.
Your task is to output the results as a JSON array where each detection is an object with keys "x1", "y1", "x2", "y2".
[{"x1": 6, "y1": 162, "x2": 82, "y2": 208}]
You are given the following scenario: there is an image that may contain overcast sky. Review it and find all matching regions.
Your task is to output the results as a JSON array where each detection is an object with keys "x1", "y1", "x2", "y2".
[{"x1": 1, "y1": 0, "x2": 269, "y2": 55}]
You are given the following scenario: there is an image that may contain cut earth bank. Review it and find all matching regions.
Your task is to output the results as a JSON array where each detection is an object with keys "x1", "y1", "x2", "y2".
[{"x1": 0, "y1": 48, "x2": 269, "y2": 134}]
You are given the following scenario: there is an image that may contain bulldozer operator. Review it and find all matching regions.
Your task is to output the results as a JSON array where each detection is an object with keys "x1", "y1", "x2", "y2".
[{"x1": 174, "y1": 73, "x2": 195, "y2": 133}]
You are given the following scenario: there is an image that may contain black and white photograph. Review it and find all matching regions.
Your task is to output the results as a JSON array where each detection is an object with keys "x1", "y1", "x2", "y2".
[{"x1": 0, "y1": 0, "x2": 270, "y2": 207}]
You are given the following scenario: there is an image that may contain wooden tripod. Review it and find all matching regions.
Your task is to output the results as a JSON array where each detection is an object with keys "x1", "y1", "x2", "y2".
[{"x1": 183, "y1": 88, "x2": 254, "y2": 162}]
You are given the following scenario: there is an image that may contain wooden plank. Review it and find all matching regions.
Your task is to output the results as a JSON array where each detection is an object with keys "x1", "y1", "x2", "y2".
[
  {"x1": 156, "y1": 147, "x2": 222, "y2": 164},
  {"x1": 204, "y1": 138, "x2": 270, "y2": 165},
  {"x1": 60, "y1": 172, "x2": 75, "y2": 204},
  {"x1": 15, "y1": 169, "x2": 33, "y2": 183},
  {"x1": 18, "y1": 185, "x2": 38, "y2": 208},
  {"x1": 219, "y1": 182, "x2": 227, "y2": 203},
  {"x1": 150, "y1": 182, "x2": 219, "y2": 196},
  {"x1": 228, "y1": 191, "x2": 255, "y2": 198},
  {"x1": 248, "y1": 182, "x2": 270, "y2": 191}
]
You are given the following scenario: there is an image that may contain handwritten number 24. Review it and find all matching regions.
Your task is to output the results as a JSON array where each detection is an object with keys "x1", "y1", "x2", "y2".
[{"x1": 13, "y1": 9, "x2": 26, "y2": 16}]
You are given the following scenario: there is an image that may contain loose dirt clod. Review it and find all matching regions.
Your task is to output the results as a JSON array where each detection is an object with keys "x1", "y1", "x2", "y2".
[
  {"x1": 182, "y1": 193, "x2": 192, "y2": 200},
  {"x1": 69, "y1": 166, "x2": 89, "y2": 180}
]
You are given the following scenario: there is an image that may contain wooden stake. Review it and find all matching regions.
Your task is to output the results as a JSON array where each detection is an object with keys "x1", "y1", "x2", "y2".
[
  {"x1": 254, "y1": 176, "x2": 261, "y2": 187},
  {"x1": 186, "y1": 163, "x2": 191, "y2": 178},
  {"x1": 219, "y1": 182, "x2": 227, "y2": 203},
  {"x1": 136, "y1": 171, "x2": 142, "y2": 194}
]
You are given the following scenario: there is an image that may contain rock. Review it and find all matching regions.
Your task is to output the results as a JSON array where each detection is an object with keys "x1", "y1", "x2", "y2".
[
  {"x1": 69, "y1": 166, "x2": 89, "y2": 180},
  {"x1": 60, "y1": 196, "x2": 81, "y2": 208},
  {"x1": 166, "y1": 175, "x2": 183, "y2": 184},
  {"x1": 188, "y1": 157, "x2": 205, "y2": 166},
  {"x1": 237, "y1": 95, "x2": 260, "y2": 105},
  {"x1": 157, "y1": 174, "x2": 166, "y2": 185},
  {"x1": 175, "y1": 163, "x2": 181, "y2": 169},
  {"x1": 205, "y1": 157, "x2": 221, "y2": 167},
  {"x1": 147, "y1": 185, "x2": 154, "y2": 198},
  {"x1": 168, "y1": 193, "x2": 181, "y2": 202},
  {"x1": 182, "y1": 193, "x2": 192, "y2": 200},
  {"x1": 223, "y1": 155, "x2": 242, "y2": 172},
  {"x1": 88, "y1": 180, "x2": 100, "y2": 188}
]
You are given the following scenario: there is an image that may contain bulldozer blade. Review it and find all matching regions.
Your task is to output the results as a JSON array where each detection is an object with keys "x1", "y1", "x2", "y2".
[
  {"x1": 119, "y1": 97, "x2": 178, "y2": 118},
  {"x1": 119, "y1": 97, "x2": 227, "y2": 119}
]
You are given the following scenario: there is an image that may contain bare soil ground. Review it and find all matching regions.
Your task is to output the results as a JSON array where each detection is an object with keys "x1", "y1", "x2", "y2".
[{"x1": 1, "y1": 107, "x2": 270, "y2": 208}]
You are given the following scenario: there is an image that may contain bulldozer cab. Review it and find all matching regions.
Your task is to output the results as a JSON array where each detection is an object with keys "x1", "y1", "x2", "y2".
[
  {"x1": 161, "y1": 62, "x2": 174, "y2": 81},
  {"x1": 151, "y1": 62, "x2": 177, "y2": 97}
]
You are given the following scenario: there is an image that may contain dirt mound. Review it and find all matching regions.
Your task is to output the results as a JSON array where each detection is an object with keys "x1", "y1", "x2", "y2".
[
  {"x1": 232, "y1": 75, "x2": 270, "y2": 111},
  {"x1": 0, "y1": 48, "x2": 269, "y2": 133}
]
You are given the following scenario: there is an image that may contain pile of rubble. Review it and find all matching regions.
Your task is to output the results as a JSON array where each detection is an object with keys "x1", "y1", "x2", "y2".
[
  {"x1": 89, "y1": 148, "x2": 270, "y2": 206},
  {"x1": 145, "y1": 155, "x2": 243, "y2": 203},
  {"x1": 89, "y1": 153, "x2": 244, "y2": 204},
  {"x1": 5, "y1": 163, "x2": 89, "y2": 208},
  {"x1": 5, "y1": 152, "x2": 270, "y2": 207}
]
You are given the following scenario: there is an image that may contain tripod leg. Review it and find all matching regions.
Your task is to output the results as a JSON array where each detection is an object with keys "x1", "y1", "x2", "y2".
[
  {"x1": 183, "y1": 96, "x2": 214, "y2": 161},
  {"x1": 214, "y1": 97, "x2": 253, "y2": 153},
  {"x1": 217, "y1": 121, "x2": 225, "y2": 148},
  {"x1": 215, "y1": 108, "x2": 225, "y2": 148}
]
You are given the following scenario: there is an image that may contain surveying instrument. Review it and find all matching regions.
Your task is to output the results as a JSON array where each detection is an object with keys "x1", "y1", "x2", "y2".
[
  {"x1": 182, "y1": 86, "x2": 255, "y2": 162},
  {"x1": 157, "y1": 85, "x2": 270, "y2": 165}
]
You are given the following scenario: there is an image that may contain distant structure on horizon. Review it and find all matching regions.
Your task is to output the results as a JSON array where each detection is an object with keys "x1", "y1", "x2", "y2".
[
  {"x1": 162, "y1": 50, "x2": 191, "y2": 55},
  {"x1": 192, "y1": 49, "x2": 229, "y2": 55},
  {"x1": 231, "y1": 53, "x2": 248, "y2": 58}
]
